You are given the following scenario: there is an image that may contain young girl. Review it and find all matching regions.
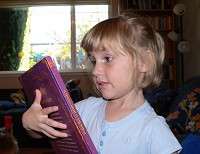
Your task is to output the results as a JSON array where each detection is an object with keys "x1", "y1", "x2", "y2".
[{"x1": 22, "y1": 15, "x2": 182, "y2": 154}]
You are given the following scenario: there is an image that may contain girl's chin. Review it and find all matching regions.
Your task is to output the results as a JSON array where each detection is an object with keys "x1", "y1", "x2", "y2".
[
  {"x1": 101, "y1": 94, "x2": 114, "y2": 101},
  {"x1": 101, "y1": 94, "x2": 110, "y2": 100},
  {"x1": 100, "y1": 90, "x2": 115, "y2": 100}
]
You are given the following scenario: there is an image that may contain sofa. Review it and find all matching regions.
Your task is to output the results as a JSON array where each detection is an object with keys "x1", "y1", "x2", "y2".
[{"x1": 145, "y1": 76, "x2": 200, "y2": 154}]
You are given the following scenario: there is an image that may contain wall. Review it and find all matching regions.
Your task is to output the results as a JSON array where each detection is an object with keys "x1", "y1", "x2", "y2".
[{"x1": 177, "y1": 0, "x2": 200, "y2": 85}]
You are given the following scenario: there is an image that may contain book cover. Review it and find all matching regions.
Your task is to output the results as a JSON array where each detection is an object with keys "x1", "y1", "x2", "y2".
[{"x1": 19, "y1": 56, "x2": 97, "y2": 154}]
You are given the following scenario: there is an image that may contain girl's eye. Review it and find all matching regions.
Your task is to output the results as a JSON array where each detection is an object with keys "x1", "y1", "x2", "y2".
[
  {"x1": 88, "y1": 56, "x2": 96, "y2": 65},
  {"x1": 104, "y1": 56, "x2": 113, "y2": 62}
]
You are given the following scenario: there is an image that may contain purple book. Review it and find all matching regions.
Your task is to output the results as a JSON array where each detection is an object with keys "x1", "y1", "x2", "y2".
[{"x1": 19, "y1": 56, "x2": 97, "y2": 154}]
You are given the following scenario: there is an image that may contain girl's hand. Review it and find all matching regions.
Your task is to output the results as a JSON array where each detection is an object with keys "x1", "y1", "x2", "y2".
[{"x1": 22, "y1": 89, "x2": 68, "y2": 139}]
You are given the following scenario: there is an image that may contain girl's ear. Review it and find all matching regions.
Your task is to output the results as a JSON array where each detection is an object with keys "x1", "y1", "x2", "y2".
[{"x1": 138, "y1": 50, "x2": 155, "y2": 73}]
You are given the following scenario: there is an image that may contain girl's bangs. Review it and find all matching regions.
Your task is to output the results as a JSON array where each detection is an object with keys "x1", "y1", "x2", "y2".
[{"x1": 82, "y1": 18, "x2": 120, "y2": 52}]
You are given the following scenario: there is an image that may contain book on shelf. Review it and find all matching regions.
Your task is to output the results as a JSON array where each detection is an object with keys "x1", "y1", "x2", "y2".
[{"x1": 19, "y1": 56, "x2": 97, "y2": 154}]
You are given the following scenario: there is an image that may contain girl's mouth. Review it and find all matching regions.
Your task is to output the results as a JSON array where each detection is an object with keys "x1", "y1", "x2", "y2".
[{"x1": 97, "y1": 81, "x2": 109, "y2": 89}]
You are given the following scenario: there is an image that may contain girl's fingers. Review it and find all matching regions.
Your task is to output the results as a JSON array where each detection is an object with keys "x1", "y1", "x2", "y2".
[
  {"x1": 42, "y1": 106, "x2": 59, "y2": 115},
  {"x1": 45, "y1": 118, "x2": 67, "y2": 129},
  {"x1": 34, "y1": 89, "x2": 42, "y2": 105},
  {"x1": 40, "y1": 123, "x2": 68, "y2": 138},
  {"x1": 24, "y1": 89, "x2": 68, "y2": 139}
]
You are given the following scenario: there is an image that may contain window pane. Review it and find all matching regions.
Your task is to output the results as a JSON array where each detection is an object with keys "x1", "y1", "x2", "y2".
[
  {"x1": 19, "y1": 6, "x2": 71, "y2": 71},
  {"x1": 75, "y1": 5, "x2": 108, "y2": 70}
]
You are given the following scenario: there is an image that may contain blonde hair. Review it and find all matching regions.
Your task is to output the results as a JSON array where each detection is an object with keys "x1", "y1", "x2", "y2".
[{"x1": 81, "y1": 15, "x2": 165, "y2": 89}]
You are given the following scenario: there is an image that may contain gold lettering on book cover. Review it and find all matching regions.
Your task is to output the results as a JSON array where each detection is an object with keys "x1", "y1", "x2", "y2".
[
  {"x1": 61, "y1": 148, "x2": 79, "y2": 153},
  {"x1": 56, "y1": 138, "x2": 79, "y2": 152},
  {"x1": 62, "y1": 145, "x2": 78, "y2": 149},
  {"x1": 58, "y1": 143, "x2": 78, "y2": 148},
  {"x1": 40, "y1": 87, "x2": 47, "y2": 95},
  {"x1": 63, "y1": 89, "x2": 87, "y2": 135},
  {"x1": 63, "y1": 137, "x2": 73, "y2": 141},
  {"x1": 66, "y1": 141, "x2": 76, "y2": 145},
  {"x1": 39, "y1": 87, "x2": 53, "y2": 105},
  {"x1": 57, "y1": 139, "x2": 76, "y2": 145},
  {"x1": 41, "y1": 97, "x2": 52, "y2": 105}
]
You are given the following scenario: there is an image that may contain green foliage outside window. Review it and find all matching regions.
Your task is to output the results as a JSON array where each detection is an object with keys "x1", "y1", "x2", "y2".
[{"x1": 0, "y1": 8, "x2": 28, "y2": 71}]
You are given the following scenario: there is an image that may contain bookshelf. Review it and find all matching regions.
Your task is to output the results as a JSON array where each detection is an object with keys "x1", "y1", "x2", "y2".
[{"x1": 119, "y1": 0, "x2": 176, "y2": 90}]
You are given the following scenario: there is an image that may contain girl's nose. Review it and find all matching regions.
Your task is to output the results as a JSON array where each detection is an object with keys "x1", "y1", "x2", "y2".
[{"x1": 92, "y1": 62, "x2": 102, "y2": 77}]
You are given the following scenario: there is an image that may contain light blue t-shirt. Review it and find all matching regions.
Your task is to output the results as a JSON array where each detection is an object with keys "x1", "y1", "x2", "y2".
[{"x1": 75, "y1": 97, "x2": 182, "y2": 154}]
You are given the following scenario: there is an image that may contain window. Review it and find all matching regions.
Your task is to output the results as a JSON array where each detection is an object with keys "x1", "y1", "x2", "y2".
[{"x1": 0, "y1": 3, "x2": 109, "y2": 72}]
